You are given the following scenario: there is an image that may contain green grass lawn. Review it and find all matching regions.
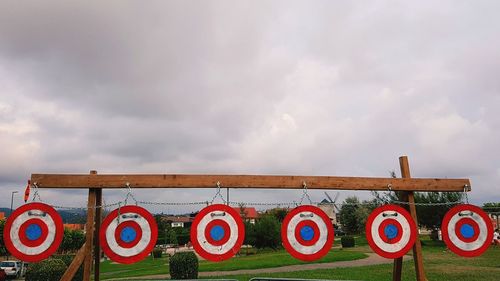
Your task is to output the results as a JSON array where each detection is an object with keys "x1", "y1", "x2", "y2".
[
  {"x1": 99, "y1": 249, "x2": 366, "y2": 280},
  {"x1": 99, "y1": 236, "x2": 500, "y2": 281},
  {"x1": 217, "y1": 239, "x2": 500, "y2": 281}
]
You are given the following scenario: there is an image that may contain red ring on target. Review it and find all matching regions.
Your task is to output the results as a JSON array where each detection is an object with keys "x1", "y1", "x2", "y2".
[
  {"x1": 191, "y1": 204, "x2": 245, "y2": 262},
  {"x1": 294, "y1": 220, "x2": 320, "y2": 246},
  {"x1": 281, "y1": 205, "x2": 334, "y2": 262},
  {"x1": 18, "y1": 218, "x2": 49, "y2": 248},
  {"x1": 454, "y1": 217, "x2": 479, "y2": 243},
  {"x1": 441, "y1": 204, "x2": 493, "y2": 258},
  {"x1": 204, "y1": 219, "x2": 231, "y2": 246},
  {"x1": 100, "y1": 205, "x2": 158, "y2": 264},
  {"x1": 365, "y1": 204, "x2": 416, "y2": 259},
  {"x1": 3, "y1": 202, "x2": 64, "y2": 262},
  {"x1": 114, "y1": 220, "x2": 143, "y2": 249},
  {"x1": 378, "y1": 218, "x2": 403, "y2": 244}
]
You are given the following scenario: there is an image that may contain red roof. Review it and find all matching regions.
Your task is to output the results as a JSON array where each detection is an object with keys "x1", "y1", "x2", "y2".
[
  {"x1": 162, "y1": 216, "x2": 193, "y2": 223},
  {"x1": 64, "y1": 224, "x2": 85, "y2": 231},
  {"x1": 233, "y1": 207, "x2": 259, "y2": 219}
]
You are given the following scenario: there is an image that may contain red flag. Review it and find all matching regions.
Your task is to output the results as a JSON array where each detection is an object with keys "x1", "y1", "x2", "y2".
[{"x1": 24, "y1": 180, "x2": 30, "y2": 203}]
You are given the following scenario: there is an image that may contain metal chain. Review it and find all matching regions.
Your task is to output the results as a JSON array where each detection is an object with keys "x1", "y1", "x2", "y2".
[
  {"x1": 24, "y1": 181, "x2": 470, "y2": 210},
  {"x1": 31, "y1": 182, "x2": 42, "y2": 202},
  {"x1": 463, "y1": 185, "x2": 470, "y2": 204},
  {"x1": 209, "y1": 181, "x2": 226, "y2": 204},
  {"x1": 298, "y1": 181, "x2": 313, "y2": 205}
]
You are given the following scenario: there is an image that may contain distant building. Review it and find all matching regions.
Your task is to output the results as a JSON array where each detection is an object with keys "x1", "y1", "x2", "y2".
[
  {"x1": 162, "y1": 216, "x2": 193, "y2": 228},
  {"x1": 317, "y1": 199, "x2": 337, "y2": 225},
  {"x1": 0, "y1": 212, "x2": 4, "y2": 220},
  {"x1": 233, "y1": 207, "x2": 259, "y2": 224}
]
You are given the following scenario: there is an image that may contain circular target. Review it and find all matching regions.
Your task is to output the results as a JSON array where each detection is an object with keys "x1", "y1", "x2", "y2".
[
  {"x1": 281, "y1": 205, "x2": 334, "y2": 261},
  {"x1": 3, "y1": 202, "x2": 63, "y2": 262},
  {"x1": 366, "y1": 204, "x2": 417, "y2": 259},
  {"x1": 441, "y1": 204, "x2": 493, "y2": 257},
  {"x1": 100, "y1": 205, "x2": 158, "y2": 264},
  {"x1": 191, "y1": 204, "x2": 245, "y2": 262}
]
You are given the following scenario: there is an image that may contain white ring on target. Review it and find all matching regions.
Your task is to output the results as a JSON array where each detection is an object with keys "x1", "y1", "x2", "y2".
[
  {"x1": 447, "y1": 212, "x2": 488, "y2": 251},
  {"x1": 196, "y1": 212, "x2": 238, "y2": 254},
  {"x1": 105, "y1": 213, "x2": 152, "y2": 257},
  {"x1": 286, "y1": 212, "x2": 328, "y2": 255},
  {"x1": 370, "y1": 211, "x2": 411, "y2": 253},
  {"x1": 9, "y1": 211, "x2": 56, "y2": 256}
]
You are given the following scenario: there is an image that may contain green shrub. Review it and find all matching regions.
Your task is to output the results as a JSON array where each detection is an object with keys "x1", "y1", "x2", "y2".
[
  {"x1": 341, "y1": 235, "x2": 355, "y2": 248},
  {"x1": 169, "y1": 251, "x2": 198, "y2": 279},
  {"x1": 152, "y1": 247, "x2": 163, "y2": 258},
  {"x1": 26, "y1": 259, "x2": 67, "y2": 281},
  {"x1": 254, "y1": 215, "x2": 281, "y2": 249}
]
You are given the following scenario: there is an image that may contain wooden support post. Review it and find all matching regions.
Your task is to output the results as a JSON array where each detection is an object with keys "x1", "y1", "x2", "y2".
[
  {"x1": 392, "y1": 156, "x2": 427, "y2": 281},
  {"x1": 83, "y1": 171, "x2": 98, "y2": 281},
  {"x1": 94, "y1": 187, "x2": 102, "y2": 281},
  {"x1": 60, "y1": 243, "x2": 87, "y2": 281}
]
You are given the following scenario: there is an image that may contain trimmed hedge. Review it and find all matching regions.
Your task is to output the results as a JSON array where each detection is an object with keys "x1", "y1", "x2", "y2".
[
  {"x1": 169, "y1": 251, "x2": 198, "y2": 279},
  {"x1": 26, "y1": 259, "x2": 67, "y2": 281},
  {"x1": 341, "y1": 235, "x2": 355, "y2": 248}
]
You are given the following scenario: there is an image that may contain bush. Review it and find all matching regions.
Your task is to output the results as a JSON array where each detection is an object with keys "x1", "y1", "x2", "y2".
[
  {"x1": 169, "y1": 252, "x2": 198, "y2": 279},
  {"x1": 341, "y1": 236, "x2": 355, "y2": 248},
  {"x1": 57, "y1": 254, "x2": 83, "y2": 281},
  {"x1": 26, "y1": 259, "x2": 67, "y2": 281},
  {"x1": 254, "y1": 215, "x2": 281, "y2": 249},
  {"x1": 60, "y1": 229, "x2": 85, "y2": 253},
  {"x1": 152, "y1": 247, "x2": 163, "y2": 258}
]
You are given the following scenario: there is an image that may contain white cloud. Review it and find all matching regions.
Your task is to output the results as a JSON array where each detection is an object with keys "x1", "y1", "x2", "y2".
[{"x1": 0, "y1": 1, "x2": 499, "y2": 212}]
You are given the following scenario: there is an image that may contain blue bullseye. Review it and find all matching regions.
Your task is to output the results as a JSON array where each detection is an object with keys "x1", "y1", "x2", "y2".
[
  {"x1": 26, "y1": 224, "x2": 42, "y2": 241},
  {"x1": 120, "y1": 226, "x2": 137, "y2": 243},
  {"x1": 210, "y1": 225, "x2": 225, "y2": 241},
  {"x1": 384, "y1": 224, "x2": 398, "y2": 239},
  {"x1": 300, "y1": 225, "x2": 314, "y2": 241},
  {"x1": 460, "y1": 224, "x2": 474, "y2": 239}
]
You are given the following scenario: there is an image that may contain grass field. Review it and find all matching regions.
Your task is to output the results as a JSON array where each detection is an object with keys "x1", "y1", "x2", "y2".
[
  {"x1": 217, "y1": 237, "x2": 500, "y2": 281},
  {"x1": 100, "y1": 248, "x2": 366, "y2": 280},
  {"x1": 99, "y1": 236, "x2": 500, "y2": 281}
]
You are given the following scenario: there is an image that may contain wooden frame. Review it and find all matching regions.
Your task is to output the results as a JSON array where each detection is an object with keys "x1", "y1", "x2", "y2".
[{"x1": 31, "y1": 156, "x2": 470, "y2": 281}]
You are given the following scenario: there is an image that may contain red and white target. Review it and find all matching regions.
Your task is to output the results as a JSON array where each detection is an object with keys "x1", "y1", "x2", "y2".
[
  {"x1": 100, "y1": 205, "x2": 158, "y2": 264},
  {"x1": 441, "y1": 204, "x2": 493, "y2": 257},
  {"x1": 366, "y1": 204, "x2": 417, "y2": 259},
  {"x1": 3, "y1": 202, "x2": 63, "y2": 262},
  {"x1": 281, "y1": 205, "x2": 334, "y2": 261},
  {"x1": 191, "y1": 204, "x2": 245, "y2": 262}
]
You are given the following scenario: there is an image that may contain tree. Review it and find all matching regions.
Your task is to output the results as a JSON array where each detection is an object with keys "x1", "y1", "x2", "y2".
[
  {"x1": 339, "y1": 196, "x2": 378, "y2": 234},
  {"x1": 168, "y1": 229, "x2": 178, "y2": 245},
  {"x1": 60, "y1": 229, "x2": 85, "y2": 253},
  {"x1": 413, "y1": 192, "x2": 463, "y2": 229},
  {"x1": 0, "y1": 220, "x2": 8, "y2": 256},
  {"x1": 373, "y1": 189, "x2": 463, "y2": 229},
  {"x1": 267, "y1": 208, "x2": 288, "y2": 222},
  {"x1": 253, "y1": 214, "x2": 281, "y2": 249},
  {"x1": 244, "y1": 221, "x2": 256, "y2": 246},
  {"x1": 355, "y1": 199, "x2": 379, "y2": 234},
  {"x1": 339, "y1": 196, "x2": 360, "y2": 234},
  {"x1": 482, "y1": 202, "x2": 500, "y2": 213}
]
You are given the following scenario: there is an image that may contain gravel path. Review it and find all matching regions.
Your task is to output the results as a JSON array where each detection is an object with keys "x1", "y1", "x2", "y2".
[{"x1": 107, "y1": 253, "x2": 412, "y2": 280}]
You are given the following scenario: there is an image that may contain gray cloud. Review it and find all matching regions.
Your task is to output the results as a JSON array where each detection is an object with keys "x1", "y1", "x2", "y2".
[{"x1": 1, "y1": 0, "x2": 499, "y2": 213}]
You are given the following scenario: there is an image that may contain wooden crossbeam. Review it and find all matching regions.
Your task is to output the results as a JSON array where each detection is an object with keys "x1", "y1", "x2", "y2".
[{"x1": 31, "y1": 174, "x2": 470, "y2": 192}]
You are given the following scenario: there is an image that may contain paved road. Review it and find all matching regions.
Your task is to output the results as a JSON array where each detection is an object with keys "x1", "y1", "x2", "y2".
[{"x1": 107, "y1": 253, "x2": 412, "y2": 280}]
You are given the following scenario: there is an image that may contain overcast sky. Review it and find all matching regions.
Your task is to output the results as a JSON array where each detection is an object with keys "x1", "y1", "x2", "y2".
[{"x1": 1, "y1": 1, "x2": 499, "y2": 213}]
